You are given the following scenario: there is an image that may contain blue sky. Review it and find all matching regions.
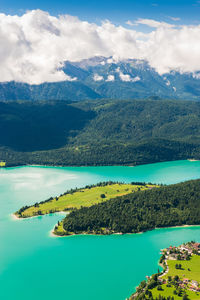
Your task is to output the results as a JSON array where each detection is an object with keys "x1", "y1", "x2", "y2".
[{"x1": 1, "y1": 0, "x2": 200, "y2": 25}]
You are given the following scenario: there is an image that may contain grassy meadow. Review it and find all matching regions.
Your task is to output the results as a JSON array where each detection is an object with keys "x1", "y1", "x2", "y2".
[
  {"x1": 164, "y1": 255, "x2": 200, "y2": 282},
  {"x1": 152, "y1": 285, "x2": 200, "y2": 299},
  {"x1": 151, "y1": 255, "x2": 200, "y2": 299},
  {"x1": 16, "y1": 183, "x2": 155, "y2": 218}
]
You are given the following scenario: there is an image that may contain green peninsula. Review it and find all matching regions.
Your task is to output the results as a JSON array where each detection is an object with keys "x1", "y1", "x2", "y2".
[
  {"x1": 15, "y1": 182, "x2": 154, "y2": 219},
  {"x1": 15, "y1": 179, "x2": 200, "y2": 237},
  {"x1": 61, "y1": 179, "x2": 200, "y2": 236}
]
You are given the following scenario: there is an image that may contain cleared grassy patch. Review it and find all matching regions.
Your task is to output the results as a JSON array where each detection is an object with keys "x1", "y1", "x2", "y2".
[
  {"x1": 152, "y1": 284, "x2": 200, "y2": 299},
  {"x1": 15, "y1": 183, "x2": 156, "y2": 218},
  {"x1": 53, "y1": 220, "x2": 67, "y2": 236},
  {"x1": 164, "y1": 255, "x2": 200, "y2": 282},
  {"x1": 0, "y1": 161, "x2": 6, "y2": 167},
  {"x1": 151, "y1": 256, "x2": 200, "y2": 299}
]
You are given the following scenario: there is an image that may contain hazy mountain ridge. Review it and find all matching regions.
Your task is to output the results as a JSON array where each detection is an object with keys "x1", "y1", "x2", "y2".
[{"x1": 1, "y1": 57, "x2": 200, "y2": 101}]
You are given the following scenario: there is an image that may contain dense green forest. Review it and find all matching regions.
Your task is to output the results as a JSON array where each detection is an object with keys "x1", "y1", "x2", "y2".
[
  {"x1": 0, "y1": 81, "x2": 101, "y2": 101},
  {"x1": 0, "y1": 99, "x2": 200, "y2": 166},
  {"x1": 62, "y1": 179, "x2": 200, "y2": 235}
]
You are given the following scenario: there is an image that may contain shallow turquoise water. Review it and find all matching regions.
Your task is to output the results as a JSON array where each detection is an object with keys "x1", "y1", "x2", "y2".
[{"x1": 1, "y1": 160, "x2": 200, "y2": 300}]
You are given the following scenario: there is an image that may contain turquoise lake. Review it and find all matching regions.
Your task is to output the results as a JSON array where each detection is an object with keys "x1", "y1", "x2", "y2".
[{"x1": 1, "y1": 160, "x2": 200, "y2": 300}]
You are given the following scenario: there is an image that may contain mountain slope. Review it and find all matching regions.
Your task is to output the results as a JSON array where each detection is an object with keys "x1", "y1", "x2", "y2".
[
  {"x1": 1, "y1": 57, "x2": 200, "y2": 101},
  {"x1": 0, "y1": 81, "x2": 101, "y2": 101},
  {"x1": 0, "y1": 98, "x2": 200, "y2": 166}
]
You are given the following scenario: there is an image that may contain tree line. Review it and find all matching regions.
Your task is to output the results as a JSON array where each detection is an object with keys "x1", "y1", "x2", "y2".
[{"x1": 63, "y1": 179, "x2": 200, "y2": 235}]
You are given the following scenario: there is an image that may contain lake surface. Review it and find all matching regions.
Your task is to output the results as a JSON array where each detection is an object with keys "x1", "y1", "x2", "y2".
[{"x1": 1, "y1": 160, "x2": 200, "y2": 300}]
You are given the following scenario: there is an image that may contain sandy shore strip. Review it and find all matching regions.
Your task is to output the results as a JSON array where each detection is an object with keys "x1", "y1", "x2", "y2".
[
  {"x1": 10, "y1": 213, "x2": 22, "y2": 221},
  {"x1": 187, "y1": 159, "x2": 200, "y2": 162},
  {"x1": 49, "y1": 229, "x2": 74, "y2": 238},
  {"x1": 10, "y1": 211, "x2": 68, "y2": 221},
  {"x1": 10, "y1": 213, "x2": 43, "y2": 221},
  {"x1": 49, "y1": 230, "x2": 59, "y2": 238},
  {"x1": 156, "y1": 224, "x2": 200, "y2": 230}
]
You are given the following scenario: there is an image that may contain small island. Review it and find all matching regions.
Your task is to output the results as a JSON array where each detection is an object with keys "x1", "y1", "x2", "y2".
[{"x1": 129, "y1": 242, "x2": 200, "y2": 300}]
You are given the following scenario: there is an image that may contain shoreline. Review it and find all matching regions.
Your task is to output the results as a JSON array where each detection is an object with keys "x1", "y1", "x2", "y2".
[
  {"x1": 49, "y1": 229, "x2": 63, "y2": 238},
  {"x1": 50, "y1": 230, "x2": 125, "y2": 238},
  {"x1": 155, "y1": 224, "x2": 200, "y2": 230},
  {"x1": 10, "y1": 213, "x2": 43, "y2": 221},
  {"x1": 3, "y1": 158, "x2": 200, "y2": 170},
  {"x1": 10, "y1": 213, "x2": 21, "y2": 221},
  {"x1": 187, "y1": 159, "x2": 200, "y2": 162},
  {"x1": 11, "y1": 211, "x2": 67, "y2": 221},
  {"x1": 12, "y1": 211, "x2": 200, "y2": 238},
  {"x1": 11, "y1": 212, "x2": 200, "y2": 238},
  {"x1": 50, "y1": 224, "x2": 200, "y2": 238},
  {"x1": 11, "y1": 213, "x2": 43, "y2": 220}
]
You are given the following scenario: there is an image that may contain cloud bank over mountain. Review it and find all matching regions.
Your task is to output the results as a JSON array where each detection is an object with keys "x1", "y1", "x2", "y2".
[{"x1": 1, "y1": 9, "x2": 200, "y2": 84}]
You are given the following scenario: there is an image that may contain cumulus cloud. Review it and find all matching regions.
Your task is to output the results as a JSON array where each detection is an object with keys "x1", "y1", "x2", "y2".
[
  {"x1": 169, "y1": 17, "x2": 180, "y2": 21},
  {"x1": 93, "y1": 74, "x2": 103, "y2": 81},
  {"x1": 120, "y1": 73, "x2": 132, "y2": 82},
  {"x1": 1, "y1": 10, "x2": 200, "y2": 83},
  {"x1": 132, "y1": 76, "x2": 141, "y2": 82},
  {"x1": 106, "y1": 75, "x2": 115, "y2": 81},
  {"x1": 116, "y1": 67, "x2": 131, "y2": 81},
  {"x1": 116, "y1": 68, "x2": 140, "y2": 82},
  {"x1": 126, "y1": 20, "x2": 136, "y2": 26},
  {"x1": 128, "y1": 18, "x2": 175, "y2": 28}
]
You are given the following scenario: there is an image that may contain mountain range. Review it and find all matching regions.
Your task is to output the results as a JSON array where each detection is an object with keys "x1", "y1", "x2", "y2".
[{"x1": 1, "y1": 57, "x2": 200, "y2": 101}]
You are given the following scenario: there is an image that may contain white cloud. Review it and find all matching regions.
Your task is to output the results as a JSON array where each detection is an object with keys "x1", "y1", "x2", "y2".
[
  {"x1": 132, "y1": 76, "x2": 141, "y2": 82},
  {"x1": 116, "y1": 67, "x2": 130, "y2": 81},
  {"x1": 107, "y1": 57, "x2": 118, "y2": 64},
  {"x1": 134, "y1": 18, "x2": 175, "y2": 28},
  {"x1": 116, "y1": 68, "x2": 140, "y2": 82},
  {"x1": 106, "y1": 75, "x2": 115, "y2": 81},
  {"x1": 118, "y1": 72, "x2": 132, "y2": 82},
  {"x1": 173, "y1": 87, "x2": 177, "y2": 92},
  {"x1": 126, "y1": 20, "x2": 136, "y2": 26},
  {"x1": 169, "y1": 17, "x2": 181, "y2": 21},
  {"x1": 0, "y1": 10, "x2": 200, "y2": 83},
  {"x1": 93, "y1": 74, "x2": 103, "y2": 81}
]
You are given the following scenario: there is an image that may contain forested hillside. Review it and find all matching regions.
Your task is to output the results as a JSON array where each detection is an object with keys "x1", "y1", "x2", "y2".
[
  {"x1": 62, "y1": 179, "x2": 200, "y2": 235},
  {"x1": 0, "y1": 101, "x2": 94, "y2": 151},
  {"x1": 0, "y1": 81, "x2": 101, "y2": 101},
  {"x1": 0, "y1": 99, "x2": 200, "y2": 166}
]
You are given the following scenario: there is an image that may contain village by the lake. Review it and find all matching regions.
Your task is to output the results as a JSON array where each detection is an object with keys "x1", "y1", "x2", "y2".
[{"x1": 130, "y1": 242, "x2": 200, "y2": 300}]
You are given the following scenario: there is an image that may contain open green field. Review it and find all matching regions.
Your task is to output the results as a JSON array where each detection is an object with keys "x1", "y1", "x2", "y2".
[
  {"x1": 151, "y1": 255, "x2": 200, "y2": 299},
  {"x1": 0, "y1": 161, "x2": 6, "y2": 167},
  {"x1": 16, "y1": 183, "x2": 155, "y2": 218},
  {"x1": 152, "y1": 284, "x2": 200, "y2": 299},
  {"x1": 164, "y1": 255, "x2": 200, "y2": 282},
  {"x1": 53, "y1": 220, "x2": 66, "y2": 236}
]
